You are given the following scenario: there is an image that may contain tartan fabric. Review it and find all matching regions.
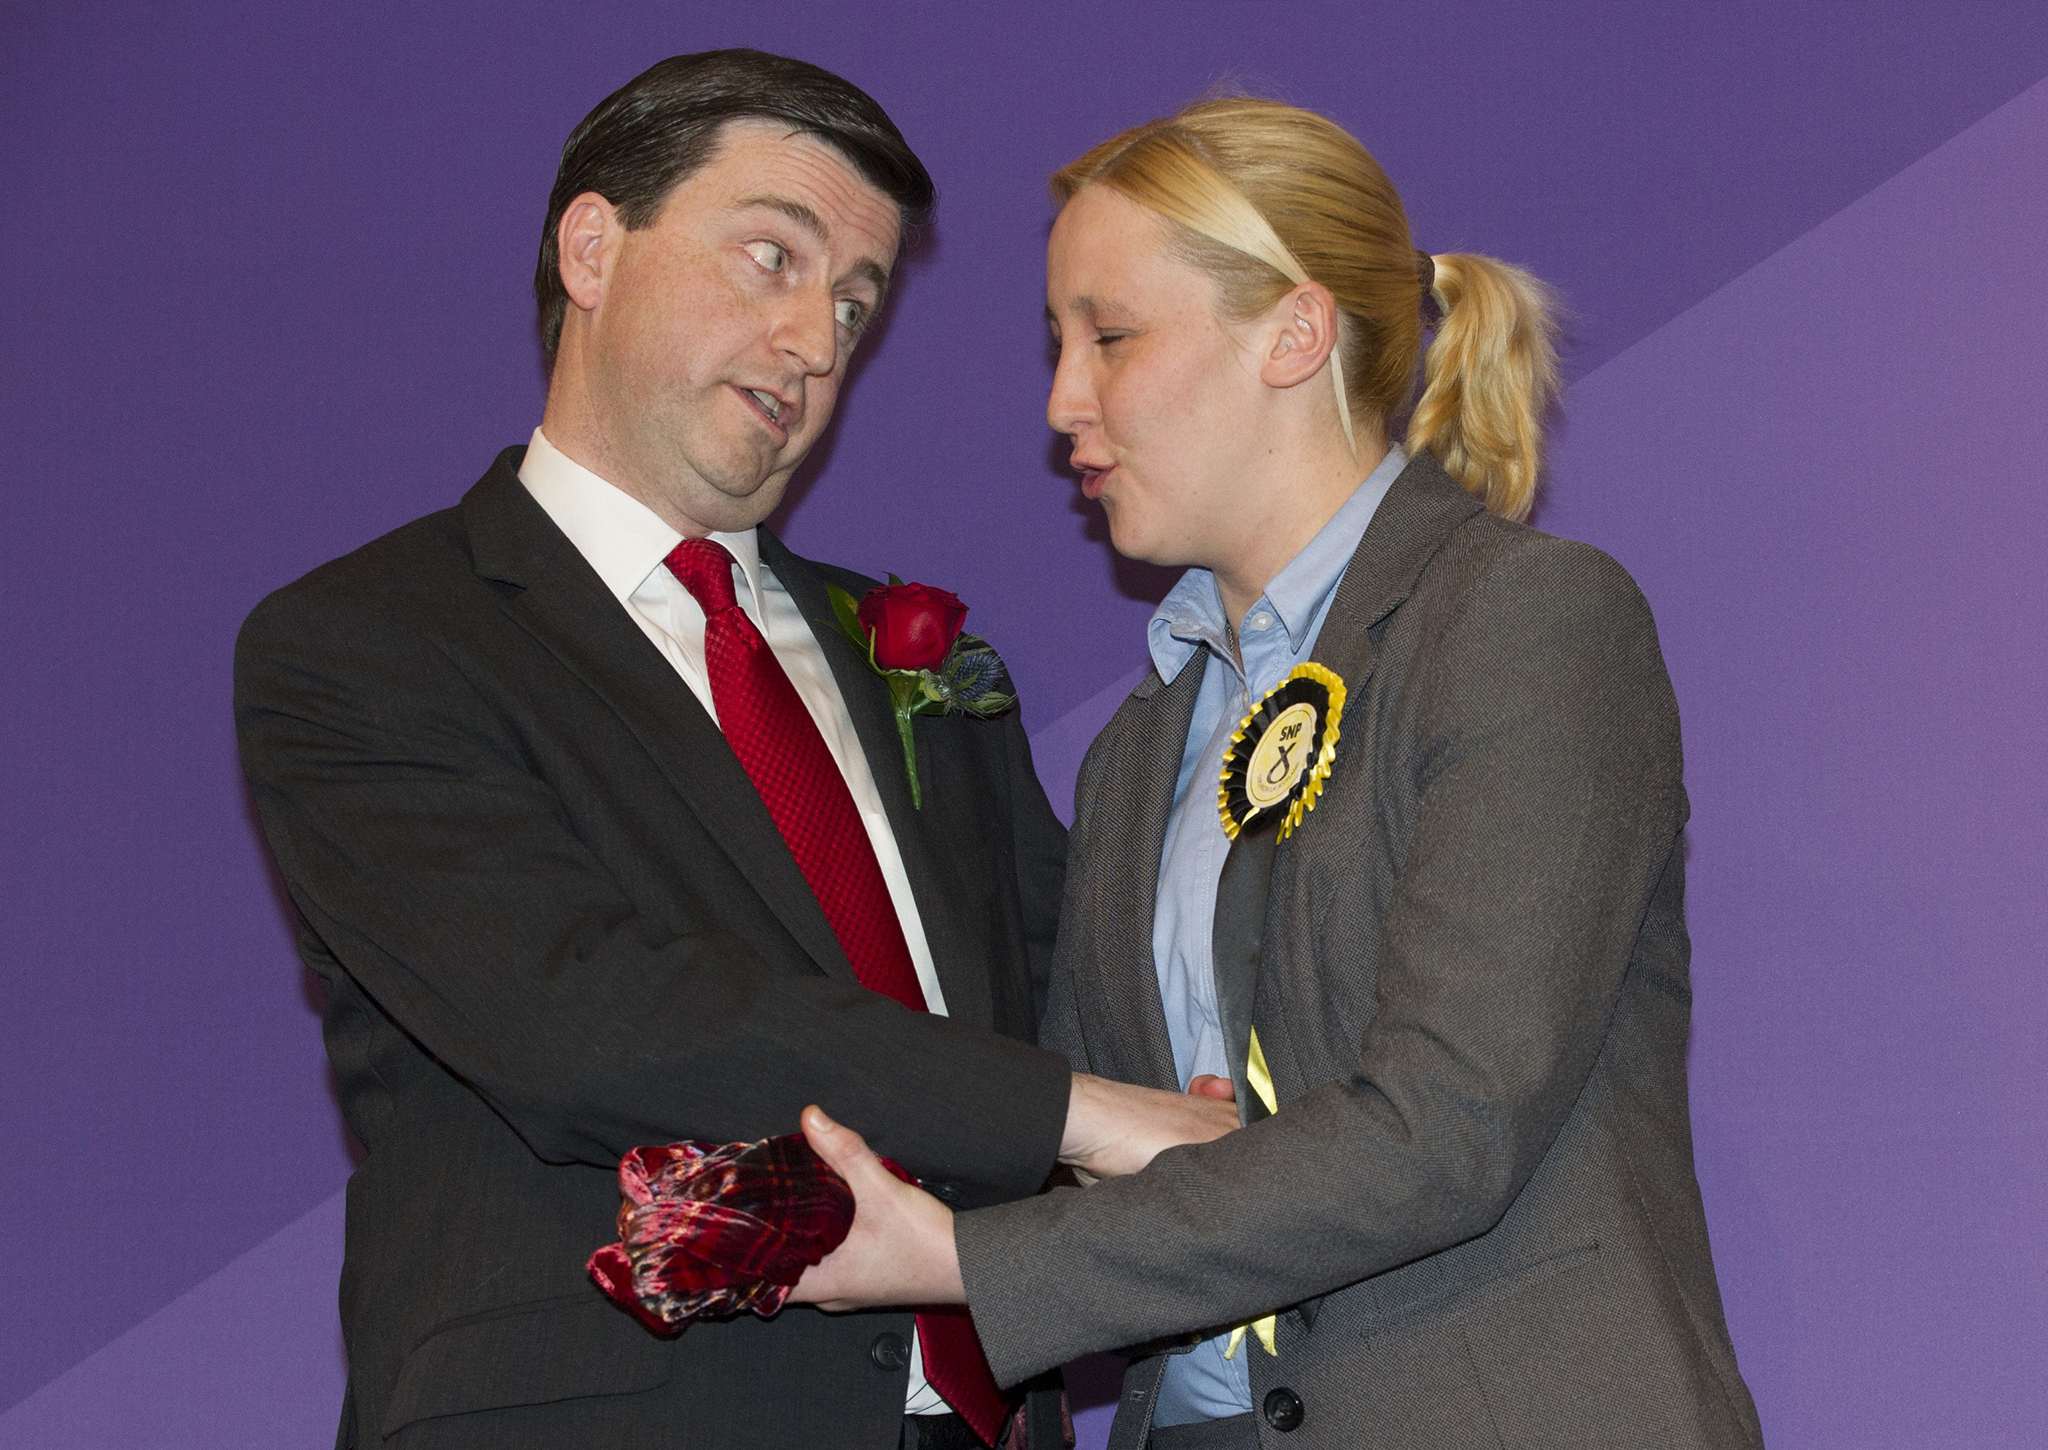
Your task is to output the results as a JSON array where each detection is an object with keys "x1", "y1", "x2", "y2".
[
  {"x1": 664, "y1": 538, "x2": 925, "y2": 1010},
  {"x1": 586, "y1": 1139, "x2": 1013, "y2": 1446},
  {"x1": 586, "y1": 1135, "x2": 854, "y2": 1333}
]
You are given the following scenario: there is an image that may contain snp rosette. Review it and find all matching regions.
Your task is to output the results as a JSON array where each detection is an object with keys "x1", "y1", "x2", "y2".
[{"x1": 1217, "y1": 661, "x2": 1346, "y2": 842}]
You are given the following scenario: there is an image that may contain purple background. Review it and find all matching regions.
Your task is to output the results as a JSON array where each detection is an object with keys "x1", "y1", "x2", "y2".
[{"x1": 5, "y1": 3, "x2": 2047, "y2": 1445}]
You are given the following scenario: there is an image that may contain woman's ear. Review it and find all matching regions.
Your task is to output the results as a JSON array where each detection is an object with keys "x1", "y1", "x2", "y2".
[
  {"x1": 1260, "y1": 281, "x2": 1340, "y2": 391},
  {"x1": 556, "y1": 192, "x2": 622, "y2": 315}
]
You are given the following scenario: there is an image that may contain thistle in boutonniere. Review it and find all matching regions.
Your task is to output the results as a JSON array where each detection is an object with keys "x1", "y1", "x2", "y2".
[{"x1": 824, "y1": 577, "x2": 1016, "y2": 808}]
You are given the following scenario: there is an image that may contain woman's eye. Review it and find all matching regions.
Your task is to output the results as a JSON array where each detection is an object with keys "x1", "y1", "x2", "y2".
[
  {"x1": 1095, "y1": 332, "x2": 1128, "y2": 347},
  {"x1": 744, "y1": 240, "x2": 788, "y2": 273},
  {"x1": 835, "y1": 299, "x2": 866, "y2": 332}
]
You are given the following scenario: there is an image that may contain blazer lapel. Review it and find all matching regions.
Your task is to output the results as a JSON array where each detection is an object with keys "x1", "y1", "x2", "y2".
[
  {"x1": 1255, "y1": 451, "x2": 1486, "y2": 1094},
  {"x1": 1080, "y1": 662, "x2": 1205, "y2": 1090},
  {"x1": 1291, "y1": 453, "x2": 1484, "y2": 802},
  {"x1": 757, "y1": 531, "x2": 1001, "y2": 1029},
  {"x1": 1317, "y1": 450, "x2": 1485, "y2": 660},
  {"x1": 461, "y1": 455, "x2": 857, "y2": 986}
]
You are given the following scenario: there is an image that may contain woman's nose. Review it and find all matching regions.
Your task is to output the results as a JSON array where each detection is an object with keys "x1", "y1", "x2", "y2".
[{"x1": 1046, "y1": 346, "x2": 1094, "y2": 434}]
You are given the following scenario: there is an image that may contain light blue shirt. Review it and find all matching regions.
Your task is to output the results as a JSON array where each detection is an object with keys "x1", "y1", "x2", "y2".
[{"x1": 1146, "y1": 446, "x2": 1406, "y2": 1426}]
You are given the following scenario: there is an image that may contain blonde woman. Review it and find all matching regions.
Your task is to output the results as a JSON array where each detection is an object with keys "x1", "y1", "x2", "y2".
[{"x1": 794, "y1": 98, "x2": 1762, "y2": 1450}]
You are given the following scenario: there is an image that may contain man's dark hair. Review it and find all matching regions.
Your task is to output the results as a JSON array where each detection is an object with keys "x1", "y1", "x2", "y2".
[{"x1": 535, "y1": 49, "x2": 936, "y2": 363}]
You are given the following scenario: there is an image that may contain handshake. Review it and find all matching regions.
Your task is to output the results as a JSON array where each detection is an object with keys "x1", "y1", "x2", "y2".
[{"x1": 590, "y1": 1071, "x2": 1241, "y2": 1330}]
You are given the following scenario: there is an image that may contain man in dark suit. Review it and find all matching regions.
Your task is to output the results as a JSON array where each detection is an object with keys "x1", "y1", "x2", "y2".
[{"x1": 235, "y1": 51, "x2": 1231, "y2": 1450}]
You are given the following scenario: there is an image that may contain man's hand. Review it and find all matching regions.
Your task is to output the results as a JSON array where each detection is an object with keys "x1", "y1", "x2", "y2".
[
  {"x1": 1058, "y1": 1072, "x2": 1240, "y2": 1179},
  {"x1": 788, "y1": 1106, "x2": 965, "y2": 1310}
]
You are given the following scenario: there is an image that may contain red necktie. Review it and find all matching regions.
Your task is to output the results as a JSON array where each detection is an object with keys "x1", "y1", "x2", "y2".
[{"x1": 665, "y1": 539, "x2": 1011, "y2": 1447}]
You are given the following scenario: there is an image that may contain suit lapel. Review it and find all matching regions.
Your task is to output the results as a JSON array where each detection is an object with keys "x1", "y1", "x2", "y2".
[
  {"x1": 462, "y1": 457, "x2": 857, "y2": 986},
  {"x1": 1083, "y1": 662, "x2": 1204, "y2": 1090},
  {"x1": 757, "y1": 530, "x2": 1000, "y2": 1028},
  {"x1": 1290, "y1": 453, "x2": 1484, "y2": 794},
  {"x1": 1319, "y1": 450, "x2": 1484, "y2": 646},
  {"x1": 1255, "y1": 451, "x2": 1486, "y2": 1092},
  {"x1": 1284, "y1": 451, "x2": 1488, "y2": 800}
]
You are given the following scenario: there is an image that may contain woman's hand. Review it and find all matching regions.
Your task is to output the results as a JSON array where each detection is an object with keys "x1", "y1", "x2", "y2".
[
  {"x1": 791, "y1": 1074, "x2": 1243, "y2": 1310},
  {"x1": 788, "y1": 1106, "x2": 966, "y2": 1310}
]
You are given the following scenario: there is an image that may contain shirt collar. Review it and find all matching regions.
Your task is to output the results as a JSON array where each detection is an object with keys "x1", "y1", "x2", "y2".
[
  {"x1": 517, "y1": 427, "x2": 766, "y2": 613},
  {"x1": 1146, "y1": 444, "x2": 1408, "y2": 685}
]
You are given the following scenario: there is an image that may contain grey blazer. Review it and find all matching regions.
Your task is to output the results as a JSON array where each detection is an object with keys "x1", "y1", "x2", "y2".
[{"x1": 955, "y1": 454, "x2": 1763, "y2": 1449}]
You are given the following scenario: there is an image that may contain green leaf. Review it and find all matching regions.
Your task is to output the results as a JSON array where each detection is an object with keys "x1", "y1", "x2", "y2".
[
  {"x1": 887, "y1": 572, "x2": 904, "y2": 587},
  {"x1": 823, "y1": 589, "x2": 872, "y2": 655}
]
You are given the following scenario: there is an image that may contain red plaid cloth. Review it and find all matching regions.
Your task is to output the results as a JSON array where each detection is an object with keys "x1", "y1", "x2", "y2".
[
  {"x1": 586, "y1": 1134, "x2": 854, "y2": 1333},
  {"x1": 588, "y1": 1135, "x2": 1017, "y2": 1446}
]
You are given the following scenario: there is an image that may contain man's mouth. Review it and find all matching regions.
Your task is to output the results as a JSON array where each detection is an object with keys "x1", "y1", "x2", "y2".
[
  {"x1": 1076, "y1": 462, "x2": 1113, "y2": 499},
  {"x1": 736, "y1": 385, "x2": 792, "y2": 436}
]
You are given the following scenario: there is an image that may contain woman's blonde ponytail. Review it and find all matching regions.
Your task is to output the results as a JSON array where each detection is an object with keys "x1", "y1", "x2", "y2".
[{"x1": 1407, "y1": 253, "x2": 1561, "y2": 523}]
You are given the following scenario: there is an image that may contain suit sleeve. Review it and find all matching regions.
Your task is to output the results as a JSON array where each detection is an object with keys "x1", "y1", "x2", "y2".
[
  {"x1": 999, "y1": 710, "x2": 1069, "y2": 1033},
  {"x1": 955, "y1": 540, "x2": 1687, "y2": 1383},
  {"x1": 234, "y1": 583, "x2": 1068, "y2": 1197}
]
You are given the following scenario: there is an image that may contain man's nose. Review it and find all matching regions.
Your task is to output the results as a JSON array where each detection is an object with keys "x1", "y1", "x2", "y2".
[{"x1": 775, "y1": 286, "x2": 838, "y2": 377}]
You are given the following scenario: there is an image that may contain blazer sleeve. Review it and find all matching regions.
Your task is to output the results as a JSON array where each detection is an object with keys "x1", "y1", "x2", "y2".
[
  {"x1": 234, "y1": 582, "x2": 1069, "y2": 1198},
  {"x1": 955, "y1": 539, "x2": 1687, "y2": 1384}
]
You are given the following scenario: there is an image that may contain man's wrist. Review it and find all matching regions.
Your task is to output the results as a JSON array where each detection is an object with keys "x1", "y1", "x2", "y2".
[{"x1": 1057, "y1": 1071, "x2": 1103, "y2": 1168}]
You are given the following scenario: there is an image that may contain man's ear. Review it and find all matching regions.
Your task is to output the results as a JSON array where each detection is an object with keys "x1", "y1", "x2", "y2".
[
  {"x1": 556, "y1": 192, "x2": 621, "y2": 315},
  {"x1": 1259, "y1": 281, "x2": 1340, "y2": 391}
]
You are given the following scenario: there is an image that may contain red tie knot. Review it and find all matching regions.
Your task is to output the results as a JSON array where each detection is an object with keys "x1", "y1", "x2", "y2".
[{"x1": 665, "y1": 537, "x2": 740, "y2": 614}]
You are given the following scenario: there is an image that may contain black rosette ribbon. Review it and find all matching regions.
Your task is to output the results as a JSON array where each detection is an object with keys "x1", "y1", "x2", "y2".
[{"x1": 1217, "y1": 661, "x2": 1346, "y2": 842}]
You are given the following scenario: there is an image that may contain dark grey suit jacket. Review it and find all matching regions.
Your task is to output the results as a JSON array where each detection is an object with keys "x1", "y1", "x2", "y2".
[
  {"x1": 235, "y1": 448, "x2": 1071, "y2": 1449},
  {"x1": 956, "y1": 454, "x2": 1763, "y2": 1448}
]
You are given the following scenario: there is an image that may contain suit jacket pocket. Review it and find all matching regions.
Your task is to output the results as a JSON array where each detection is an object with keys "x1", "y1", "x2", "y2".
[
  {"x1": 380, "y1": 1293, "x2": 673, "y2": 1437},
  {"x1": 1456, "y1": 1243, "x2": 1704, "y2": 1449}
]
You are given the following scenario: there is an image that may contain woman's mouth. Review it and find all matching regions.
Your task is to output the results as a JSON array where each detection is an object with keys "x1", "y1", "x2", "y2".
[{"x1": 1079, "y1": 464, "x2": 1113, "y2": 499}]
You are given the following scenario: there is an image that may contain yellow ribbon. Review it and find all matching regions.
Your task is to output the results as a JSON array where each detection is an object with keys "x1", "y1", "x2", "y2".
[{"x1": 1222, "y1": 1029, "x2": 1280, "y2": 1360}]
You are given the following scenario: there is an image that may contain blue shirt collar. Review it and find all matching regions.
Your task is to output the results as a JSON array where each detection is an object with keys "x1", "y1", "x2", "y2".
[{"x1": 1147, "y1": 445, "x2": 1408, "y2": 684}]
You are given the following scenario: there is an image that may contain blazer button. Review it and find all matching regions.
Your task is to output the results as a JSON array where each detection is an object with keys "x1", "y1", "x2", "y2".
[
  {"x1": 870, "y1": 1332, "x2": 910, "y2": 1371},
  {"x1": 1262, "y1": 1387, "x2": 1304, "y2": 1432},
  {"x1": 927, "y1": 1181, "x2": 960, "y2": 1205}
]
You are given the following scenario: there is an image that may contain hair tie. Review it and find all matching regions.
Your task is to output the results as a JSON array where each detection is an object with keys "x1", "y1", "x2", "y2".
[{"x1": 1416, "y1": 249, "x2": 1442, "y2": 330}]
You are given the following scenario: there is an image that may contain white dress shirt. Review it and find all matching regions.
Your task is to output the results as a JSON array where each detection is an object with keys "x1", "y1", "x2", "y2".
[{"x1": 518, "y1": 427, "x2": 952, "y2": 1413}]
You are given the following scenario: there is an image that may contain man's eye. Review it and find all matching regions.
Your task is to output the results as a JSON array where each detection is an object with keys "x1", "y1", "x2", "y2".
[
  {"x1": 835, "y1": 299, "x2": 867, "y2": 332},
  {"x1": 1095, "y1": 332, "x2": 1128, "y2": 347},
  {"x1": 744, "y1": 241, "x2": 788, "y2": 273}
]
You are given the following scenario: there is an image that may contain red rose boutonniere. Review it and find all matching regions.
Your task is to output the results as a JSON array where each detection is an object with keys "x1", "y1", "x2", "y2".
[{"x1": 825, "y1": 577, "x2": 1016, "y2": 808}]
